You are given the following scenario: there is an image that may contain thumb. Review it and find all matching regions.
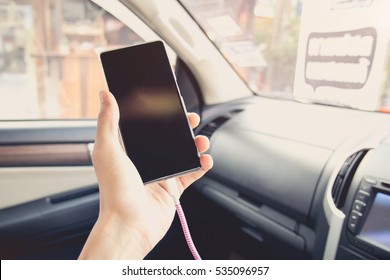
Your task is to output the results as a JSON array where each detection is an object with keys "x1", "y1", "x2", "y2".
[
  {"x1": 92, "y1": 91, "x2": 120, "y2": 168},
  {"x1": 94, "y1": 90, "x2": 120, "y2": 149}
]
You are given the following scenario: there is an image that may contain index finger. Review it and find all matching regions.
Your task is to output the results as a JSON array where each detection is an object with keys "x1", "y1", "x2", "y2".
[{"x1": 187, "y1": 112, "x2": 200, "y2": 129}]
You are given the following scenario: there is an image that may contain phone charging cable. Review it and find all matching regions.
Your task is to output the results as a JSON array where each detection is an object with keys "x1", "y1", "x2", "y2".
[{"x1": 166, "y1": 178, "x2": 202, "y2": 260}]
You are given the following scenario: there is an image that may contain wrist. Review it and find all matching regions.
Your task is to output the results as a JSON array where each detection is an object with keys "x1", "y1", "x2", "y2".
[{"x1": 78, "y1": 213, "x2": 152, "y2": 260}]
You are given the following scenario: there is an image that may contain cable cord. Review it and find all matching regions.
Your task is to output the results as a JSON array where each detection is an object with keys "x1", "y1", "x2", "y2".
[
  {"x1": 175, "y1": 201, "x2": 202, "y2": 260},
  {"x1": 166, "y1": 178, "x2": 202, "y2": 260}
]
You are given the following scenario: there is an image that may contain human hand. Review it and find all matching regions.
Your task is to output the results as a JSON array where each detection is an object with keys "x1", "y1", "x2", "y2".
[{"x1": 78, "y1": 90, "x2": 213, "y2": 259}]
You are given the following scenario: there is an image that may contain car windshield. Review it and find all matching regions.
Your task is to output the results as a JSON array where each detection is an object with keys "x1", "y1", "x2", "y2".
[{"x1": 179, "y1": 0, "x2": 390, "y2": 113}]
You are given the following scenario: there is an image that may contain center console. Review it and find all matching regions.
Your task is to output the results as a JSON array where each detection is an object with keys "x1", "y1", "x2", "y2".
[
  {"x1": 345, "y1": 177, "x2": 390, "y2": 258},
  {"x1": 335, "y1": 141, "x2": 390, "y2": 259}
]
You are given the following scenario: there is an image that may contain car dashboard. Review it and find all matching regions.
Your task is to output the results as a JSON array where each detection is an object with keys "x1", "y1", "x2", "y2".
[
  {"x1": 193, "y1": 96, "x2": 390, "y2": 259},
  {"x1": 1, "y1": 95, "x2": 389, "y2": 260}
]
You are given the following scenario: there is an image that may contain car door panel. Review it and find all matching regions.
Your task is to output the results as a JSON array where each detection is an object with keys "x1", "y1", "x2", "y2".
[
  {"x1": 0, "y1": 167, "x2": 97, "y2": 210},
  {"x1": 0, "y1": 144, "x2": 91, "y2": 167},
  {"x1": 0, "y1": 121, "x2": 98, "y2": 259}
]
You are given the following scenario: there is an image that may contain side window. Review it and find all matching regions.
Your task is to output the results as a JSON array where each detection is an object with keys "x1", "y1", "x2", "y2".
[{"x1": 0, "y1": 0, "x2": 144, "y2": 120}]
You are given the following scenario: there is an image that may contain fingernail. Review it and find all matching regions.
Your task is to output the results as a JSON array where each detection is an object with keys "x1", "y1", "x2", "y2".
[{"x1": 99, "y1": 90, "x2": 106, "y2": 103}]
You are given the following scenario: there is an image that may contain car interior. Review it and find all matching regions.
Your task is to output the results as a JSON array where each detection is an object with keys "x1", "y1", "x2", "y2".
[{"x1": 0, "y1": 0, "x2": 389, "y2": 260}]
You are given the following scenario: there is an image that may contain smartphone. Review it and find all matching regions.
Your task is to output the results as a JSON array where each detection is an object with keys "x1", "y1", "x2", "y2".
[{"x1": 99, "y1": 41, "x2": 200, "y2": 184}]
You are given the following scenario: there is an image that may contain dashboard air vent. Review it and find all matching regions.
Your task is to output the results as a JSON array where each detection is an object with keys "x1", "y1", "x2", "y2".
[
  {"x1": 198, "y1": 109, "x2": 243, "y2": 138},
  {"x1": 198, "y1": 116, "x2": 229, "y2": 138},
  {"x1": 331, "y1": 149, "x2": 368, "y2": 209}
]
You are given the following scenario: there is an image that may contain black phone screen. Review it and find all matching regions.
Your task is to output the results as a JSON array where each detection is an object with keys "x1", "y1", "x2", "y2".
[{"x1": 100, "y1": 41, "x2": 200, "y2": 183}]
